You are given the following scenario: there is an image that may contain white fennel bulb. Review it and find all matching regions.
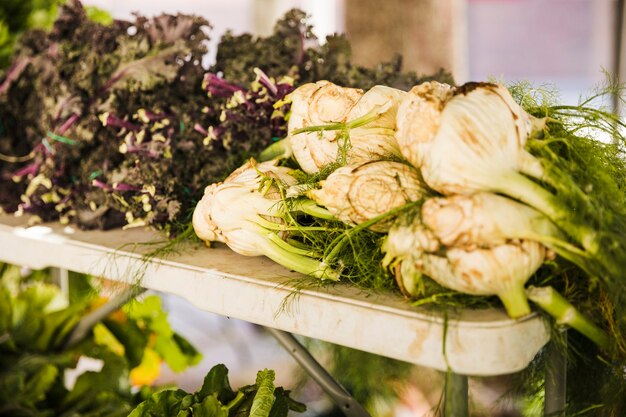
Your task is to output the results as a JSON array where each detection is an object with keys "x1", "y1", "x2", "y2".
[
  {"x1": 193, "y1": 158, "x2": 338, "y2": 280},
  {"x1": 287, "y1": 81, "x2": 363, "y2": 173},
  {"x1": 346, "y1": 85, "x2": 406, "y2": 163},
  {"x1": 383, "y1": 221, "x2": 547, "y2": 318},
  {"x1": 420, "y1": 192, "x2": 561, "y2": 249},
  {"x1": 395, "y1": 81, "x2": 455, "y2": 169},
  {"x1": 417, "y1": 241, "x2": 546, "y2": 318},
  {"x1": 308, "y1": 161, "x2": 426, "y2": 232},
  {"x1": 415, "y1": 82, "x2": 546, "y2": 195},
  {"x1": 193, "y1": 159, "x2": 295, "y2": 256}
]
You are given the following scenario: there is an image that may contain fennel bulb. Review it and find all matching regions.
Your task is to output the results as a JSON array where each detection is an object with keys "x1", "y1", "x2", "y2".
[
  {"x1": 193, "y1": 158, "x2": 338, "y2": 280},
  {"x1": 395, "y1": 81, "x2": 455, "y2": 169},
  {"x1": 307, "y1": 161, "x2": 426, "y2": 232},
  {"x1": 421, "y1": 192, "x2": 560, "y2": 249},
  {"x1": 287, "y1": 81, "x2": 363, "y2": 173},
  {"x1": 406, "y1": 82, "x2": 624, "y2": 280},
  {"x1": 417, "y1": 241, "x2": 546, "y2": 318},
  {"x1": 391, "y1": 240, "x2": 545, "y2": 318},
  {"x1": 287, "y1": 83, "x2": 406, "y2": 172},
  {"x1": 413, "y1": 82, "x2": 546, "y2": 195},
  {"x1": 345, "y1": 85, "x2": 406, "y2": 163}
]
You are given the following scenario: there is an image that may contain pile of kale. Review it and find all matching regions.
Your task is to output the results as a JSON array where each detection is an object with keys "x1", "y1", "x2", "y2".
[{"x1": 0, "y1": 0, "x2": 452, "y2": 233}]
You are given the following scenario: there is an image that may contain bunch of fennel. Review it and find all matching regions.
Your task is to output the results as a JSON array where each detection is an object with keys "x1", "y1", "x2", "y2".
[
  {"x1": 277, "y1": 81, "x2": 406, "y2": 172},
  {"x1": 384, "y1": 80, "x2": 624, "y2": 350},
  {"x1": 283, "y1": 79, "x2": 622, "y2": 352},
  {"x1": 193, "y1": 158, "x2": 338, "y2": 281},
  {"x1": 198, "y1": 78, "x2": 625, "y2": 356},
  {"x1": 194, "y1": 76, "x2": 626, "y2": 415}
]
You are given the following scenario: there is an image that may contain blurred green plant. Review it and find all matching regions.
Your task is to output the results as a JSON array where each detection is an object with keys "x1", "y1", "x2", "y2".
[
  {"x1": 129, "y1": 365, "x2": 306, "y2": 417},
  {"x1": 0, "y1": 263, "x2": 200, "y2": 416}
]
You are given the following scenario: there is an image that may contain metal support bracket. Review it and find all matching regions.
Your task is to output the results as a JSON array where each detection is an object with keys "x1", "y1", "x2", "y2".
[
  {"x1": 544, "y1": 334, "x2": 567, "y2": 416},
  {"x1": 49, "y1": 267, "x2": 69, "y2": 298},
  {"x1": 265, "y1": 327, "x2": 371, "y2": 417}
]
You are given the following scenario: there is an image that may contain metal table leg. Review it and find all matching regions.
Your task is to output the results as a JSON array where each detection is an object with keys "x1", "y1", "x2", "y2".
[
  {"x1": 265, "y1": 327, "x2": 371, "y2": 417},
  {"x1": 50, "y1": 267, "x2": 69, "y2": 298},
  {"x1": 544, "y1": 335, "x2": 567, "y2": 416},
  {"x1": 444, "y1": 372, "x2": 469, "y2": 417}
]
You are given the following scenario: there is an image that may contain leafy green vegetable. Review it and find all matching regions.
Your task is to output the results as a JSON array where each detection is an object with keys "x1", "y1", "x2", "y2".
[
  {"x1": 213, "y1": 10, "x2": 452, "y2": 90},
  {"x1": 249, "y1": 370, "x2": 276, "y2": 417},
  {"x1": 0, "y1": 264, "x2": 202, "y2": 416},
  {"x1": 128, "y1": 389, "x2": 190, "y2": 417},
  {"x1": 123, "y1": 295, "x2": 202, "y2": 371},
  {"x1": 192, "y1": 394, "x2": 229, "y2": 417},
  {"x1": 197, "y1": 363, "x2": 236, "y2": 403},
  {"x1": 130, "y1": 364, "x2": 304, "y2": 417}
]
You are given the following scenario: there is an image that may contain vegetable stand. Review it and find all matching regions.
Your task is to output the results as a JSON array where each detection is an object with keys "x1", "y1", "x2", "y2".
[{"x1": 0, "y1": 214, "x2": 559, "y2": 416}]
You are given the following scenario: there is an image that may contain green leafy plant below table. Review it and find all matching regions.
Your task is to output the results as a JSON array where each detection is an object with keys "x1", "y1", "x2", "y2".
[{"x1": 0, "y1": 263, "x2": 304, "y2": 417}]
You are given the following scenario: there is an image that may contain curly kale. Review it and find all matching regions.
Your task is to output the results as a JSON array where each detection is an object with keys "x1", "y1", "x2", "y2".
[
  {"x1": 0, "y1": 0, "x2": 212, "y2": 230},
  {"x1": 213, "y1": 9, "x2": 453, "y2": 91}
]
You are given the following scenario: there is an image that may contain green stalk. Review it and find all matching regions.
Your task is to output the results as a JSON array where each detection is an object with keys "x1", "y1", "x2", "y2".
[
  {"x1": 258, "y1": 139, "x2": 291, "y2": 161},
  {"x1": 500, "y1": 171, "x2": 626, "y2": 282},
  {"x1": 261, "y1": 233, "x2": 339, "y2": 281},
  {"x1": 526, "y1": 286, "x2": 610, "y2": 349},
  {"x1": 224, "y1": 391, "x2": 245, "y2": 410},
  {"x1": 254, "y1": 216, "x2": 335, "y2": 232},
  {"x1": 548, "y1": 105, "x2": 626, "y2": 130},
  {"x1": 323, "y1": 201, "x2": 418, "y2": 265},
  {"x1": 266, "y1": 232, "x2": 318, "y2": 257},
  {"x1": 497, "y1": 283, "x2": 531, "y2": 318},
  {"x1": 292, "y1": 122, "x2": 344, "y2": 135},
  {"x1": 345, "y1": 106, "x2": 386, "y2": 129},
  {"x1": 496, "y1": 171, "x2": 600, "y2": 254},
  {"x1": 291, "y1": 105, "x2": 386, "y2": 136},
  {"x1": 292, "y1": 199, "x2": 335, "y2": 220}
]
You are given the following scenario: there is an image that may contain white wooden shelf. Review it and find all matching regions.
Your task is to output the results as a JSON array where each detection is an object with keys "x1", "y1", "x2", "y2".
[{"x1": 0, "y1": 214, "x2": 549, "y2": 376}]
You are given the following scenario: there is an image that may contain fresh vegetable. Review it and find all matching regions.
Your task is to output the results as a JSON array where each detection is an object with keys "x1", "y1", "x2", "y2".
[
  {"x1": 417, "y1": 241, "x2": 546, "y2": 318},
  {"x1": 129, "y1": 364, "x2": 305, "y2": 417},
  {"x1": 418, "y1": 193, "x2": 562, "y2": 249},
  {"x1": 398, "y1": 82, "x2": 624, "y2": 279},
  {"x1": 0, "y1": 0, "x2": 212, "y2": 231},
  {"x1": 285, "y1": 82, "x2": 406, "y2": 173},
  {"x1": 382, "y1": 208, "x2": 547, "y2": 318},
  {"x1": 307, "y1": 161, "x2": 426, "y2": 232},
  {"x1": 345, "y1": 85, "x2": 406, "y2": 163},
  {"x1": 1, "y1": 1, "x2": 450, "y2": 232},
  {"x1": 212, "y1": 9, "x2": 453, "y2": 90},
  {"x1": 287, "y1": 81, "x2": 363, "y2": 173},
  {"x1": 394, "y1": 81, "x2": 455, "y2": 168},
  {"x1": 0, "y1": 263, "x2": 200, "y2": 416},
  {"x1": 193, "y1": 158, "x2": 339, "y2": 280},
  {"x1": 405, "y1": 82, "x2": 545, "y2": 195}
]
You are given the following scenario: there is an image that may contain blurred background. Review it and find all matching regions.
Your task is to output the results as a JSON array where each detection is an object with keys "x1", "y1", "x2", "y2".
[{"x1": 27, "y1": 0, "x2": 624, "y2": 416}]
